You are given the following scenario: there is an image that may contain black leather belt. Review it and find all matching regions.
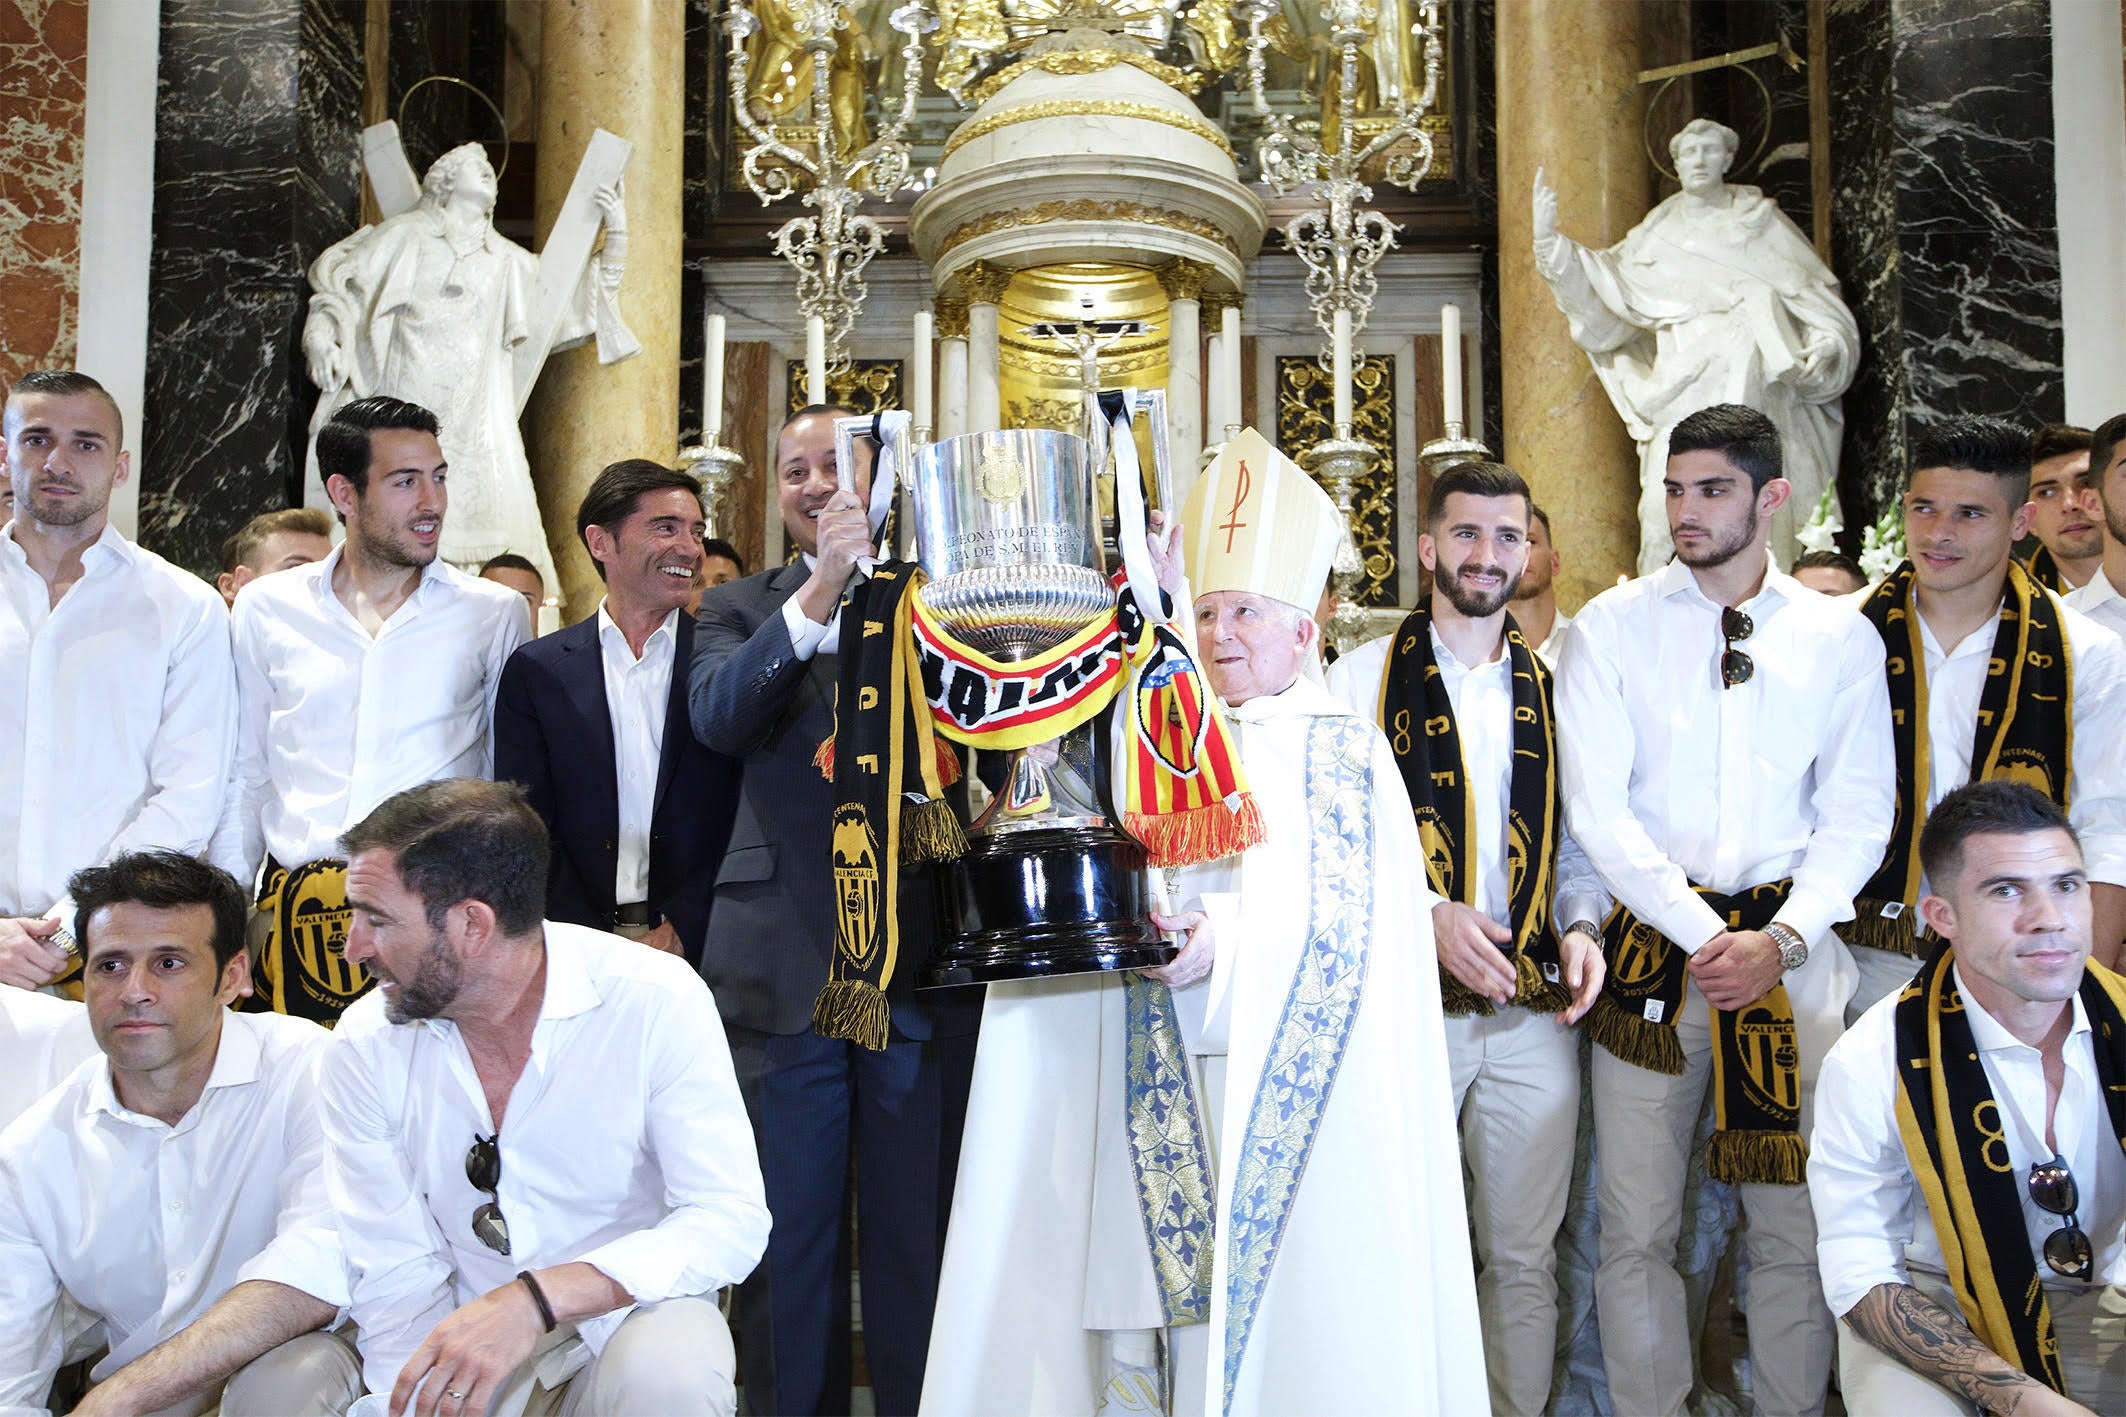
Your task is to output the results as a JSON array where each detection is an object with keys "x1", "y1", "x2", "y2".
[{"x1": 615, "y1": 901, "x2": 656, "y2": 927}]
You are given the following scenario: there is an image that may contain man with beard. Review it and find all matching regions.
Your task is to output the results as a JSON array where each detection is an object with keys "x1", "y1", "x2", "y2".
[
  {"x1": 223, "y1": 397, "x2": 526, "y2": 1022},
  {"x1": 1840, "y1": 417, "x2": 2126, "y2": 1013},
  {"x1": 2026, "y1": 424, "x2": 2101, "y2": 594},
  {"x1": 325, "y1": 778, "x2": 767, "y2": 1413},
  {"x1": 1509, "y1": 502, "x2": 1572, "y2": 663},
  {"x1": 1326, "y1": 459, "x2": 1609, "y2": 1416},
  {"x1": 2066, "y1": 414, "x2": 2126, "y2": 640},
  {"x1": 0, "y1": 369, "x2": 235, "y2": 994},
  {"x1": 494, "y1": 460, "x2": 741, "y2": 967},
  {"x1": 1557, "y1": 402, "x2": 1896, "y2": 1417}
]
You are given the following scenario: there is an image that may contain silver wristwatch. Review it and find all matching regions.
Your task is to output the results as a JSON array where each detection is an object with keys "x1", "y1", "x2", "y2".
[
  {"x1": 1765, "y1": 922, "x2": 1808, "y2": 971},
  {"x1": 1563, "y1": 919, "x2": 1603, "y2": 942}
]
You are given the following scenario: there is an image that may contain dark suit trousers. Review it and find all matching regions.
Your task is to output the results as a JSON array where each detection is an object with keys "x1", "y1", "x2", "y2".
[{"x1": 727, "y1": 1026, "x2": 961, "y2": 1417}]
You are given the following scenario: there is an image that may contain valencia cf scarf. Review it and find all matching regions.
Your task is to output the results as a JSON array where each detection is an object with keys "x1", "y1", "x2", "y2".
[
  {"x1": 1586, "y1": 879, "x2": 1808, "y2": 1184},
  {"x1": 1849, "y1": 560, "x2": 2074, "y2": 957},
  {"x1": 1379, "y1": 607, "x2": 1568, "y2": 1017},
  {"x1": 815, "y1": 562, "x2": 965, "y2": 1051},
  {"x1": 2026, "y1": 545, "x2": 2065, "y2": 594},
  {"x1": 1895, "y1": 944, "x2": 2126, "y2": 1392}
]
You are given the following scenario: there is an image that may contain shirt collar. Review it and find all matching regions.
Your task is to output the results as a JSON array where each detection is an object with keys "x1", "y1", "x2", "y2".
[
  {"x1": 2089, "y1": 567, "x2": 2124, "y2": 606},
  {"x1": 1953, "y1": 963, "x2": 2093, "y2": 1055},
  {"x1": 596, "y1": 601, "x2": 679, "y2": 660},
  {"x1": 1657, "y1": 550, "x2": 1791, "y2": 615},
  {"x1": 312, "y1": 541, "x2": 451, "y2": 614},
  {"x1": 1428, "y1": 620, "x2": 1508, "y2": 674},
  {"x1": 85, "y1": 1009, "x2": 265, "y2": 1127},
  {"x1": 0, "y1": 519, "x2": 131, "y2": 577},
  {"x1": 421, "y1": 924, "x2": 604, "y2": 1044}
]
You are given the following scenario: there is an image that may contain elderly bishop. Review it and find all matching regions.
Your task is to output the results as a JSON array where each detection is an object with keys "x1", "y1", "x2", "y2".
[{"x1": 923, "y1": 431, "x2": 1484, "y2": 1417}]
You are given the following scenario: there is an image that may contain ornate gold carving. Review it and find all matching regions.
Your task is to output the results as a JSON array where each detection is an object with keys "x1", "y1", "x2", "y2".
[
  {"x1": 1155, "y1": 258, "x2": 1215, "y2": 304},
  {"x1": 967, "y1": 49, "x2": 1208, "y2": 105},
  {"x1": 940, "y1": 202, "x2": 1240, "y2": 261},
  {"x1": 1000, "y1": 340, "x2": 1169, "y2": 381},
  {"x1": 940, "y1": 100, "x2": 1235, "y2": 162},
  {"x1": 934, "y1": 298, "x2": 970, "y2": 340},
  {"x1": 1276, "y1": 354, "x2": 1398, "y2": 606},
  {"x1": 786, "y1": 358, "x2": 904, "y2": 417},
  {"x1": 1003, "y1": 395, "x2": 1082, "y2": 432},
  {"x1": 975, "y1": 448, "x2": 1029, "y2": 502},
  {"x1": 957, "y1": 259, "x2": 1013, "y2": 306},
  {"x1": 1200, "y1": 289, "x2": 1244, "y2": 318}
]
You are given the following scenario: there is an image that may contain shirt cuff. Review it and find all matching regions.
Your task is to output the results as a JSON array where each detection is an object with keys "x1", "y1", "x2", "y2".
[
  {"x1": 1553, "y1": 889, "x2": 1609, "y2": 935},
  {"x1": 235, "y1": 1225, "x2": 351, "y2": 1311},
  {"x1": 1653, "y1": 895, "x2": 1728, "y2": 957},
  {"x1": 1773, "y1": 884, "x2": 1845, "y2": 951},
  {"x1": 1818, "y1": 1239, "x2": 1912, "y2": 1320},
  {"x1": 779, "y1": 595, "x2": 832, "y2": 661},
  {"x1": 577, "y1": 1230, "x2": 692, "y2": 1306}
]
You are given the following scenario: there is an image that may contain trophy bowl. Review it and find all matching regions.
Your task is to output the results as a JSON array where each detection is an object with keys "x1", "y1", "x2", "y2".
[{"x1": 906, "y1": 429, "x2": 1170, "y2": 987}]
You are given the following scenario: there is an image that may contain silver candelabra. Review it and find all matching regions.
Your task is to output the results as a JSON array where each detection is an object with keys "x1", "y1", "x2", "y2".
[{"x1": 723, "y1": 0, "x2": 936, "y2": 370}]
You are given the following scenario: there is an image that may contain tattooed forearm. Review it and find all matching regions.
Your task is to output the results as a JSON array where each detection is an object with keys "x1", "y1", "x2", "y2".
[{"x1": 1844, "y1": 1282, "x2": 2047, "y2": 1414}]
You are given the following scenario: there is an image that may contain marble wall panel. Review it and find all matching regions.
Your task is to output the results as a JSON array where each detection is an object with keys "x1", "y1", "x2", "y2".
[
  {"x1": 139, "y1": 0, "x2": 362, "y2": 575},
  {"x1": 679, "y1": 0, "x2": 714, "y2": 449},
  {"x1": 722, "y1": 339, "x2": 771, "y2": 574},
  {"x1": 0, "y1": 0, "x2": 88, "y2": 389}
]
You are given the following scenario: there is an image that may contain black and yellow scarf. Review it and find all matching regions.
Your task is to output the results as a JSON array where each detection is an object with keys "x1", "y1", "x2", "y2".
[
  {"x1": 2026, "y1": 545, "x2": 2065, "y2": 594},
  {"x1": 1586, "y1": 879, "x2": 1807, "y2": 1183},
  {"x1": 1895, "y1": 944, "x2": 2126, "y2": 1392},
  {"x1": 815, "y1": 562, "x2": 965, "y2": 1050},
  {"x1": 1380, "y1": 608, "x2": 1568, "y2": 1017},
  {"x1": 1849, "y1": 560, "x2": 2074, "y2": 956}
]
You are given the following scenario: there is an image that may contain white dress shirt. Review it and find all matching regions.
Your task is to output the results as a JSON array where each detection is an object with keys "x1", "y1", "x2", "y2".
[
  {"x1": 320, "y1": 923, "x2": 769, "y2": 1397},
  {"x1": 1810, "y1": 971, "x2": 2126, "y2": 1316},
  {"x1": 596, "y1": 606, "x2": 678, "y2": 907},
  {"x1": 0, "y1": 1012, "x2": 345, "y2": 1411},
  {"x1": 779, "y1": 552, "x2": 844, "y2": 659},
  {"x1": 1535, "y1": 606, "x2": 1573, "y2": 667},
  {"x1": 2065, "y1": 564, "x2": 2126, "y2": 640},
  {"x1": 1327, "y1": 627, "x2": 1610, "y2": 931},
  {"x1": 1913, "y1": 597, "x2": 2126, "y2": 889},
  {"x1": 227, "y1": 547, "x2": 527, "y2": 876},
  {"x1": 0, "y1": 987, "x2": 96, "y2": 1131},
  {"x1": 0, "y1": 522, "x2": 234, "y2": 918},
  {"x1": 1556, "y1": 557, "x2": 1896, "y2": 954}
]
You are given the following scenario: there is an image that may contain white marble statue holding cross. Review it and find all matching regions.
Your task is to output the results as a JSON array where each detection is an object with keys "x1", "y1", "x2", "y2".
[{"x1": 300, "y1": 123, "x2": 640, "y2": 595}]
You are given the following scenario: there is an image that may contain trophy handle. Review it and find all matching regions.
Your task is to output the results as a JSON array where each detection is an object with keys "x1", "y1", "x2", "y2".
[{"x1": 831, "y1": 411, "x2": 910, "y2": 579}]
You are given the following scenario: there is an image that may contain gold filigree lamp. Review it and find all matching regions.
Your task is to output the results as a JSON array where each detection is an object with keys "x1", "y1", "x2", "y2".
[
  {"x1": 723, "y1": 0, "x2": 936, "y2": 370},
  {"x1": 1234, "y1": 0, "x2": 1445, "y2": 649}
]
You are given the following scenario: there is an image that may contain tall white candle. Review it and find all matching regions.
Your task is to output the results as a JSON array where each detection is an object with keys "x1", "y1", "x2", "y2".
[
  {"x1": 910, "y1": 311, "x2": 934, "y2": 436},
  {"x1": 1332, "y1": 307, "x2": 1354, "y2": 431},
  {"x1": 1440, "y1": 303, "x2": 1462, "y2": 429},
  {"x1": 703, "y1": 312, "x2": 726, "y2": 445},
  {"x1": 1221, "y1": 303, "x2": 1242, "y2": 433},
  {"x1": 805, "y1": 315, "x2": 827, "y2": 404}
]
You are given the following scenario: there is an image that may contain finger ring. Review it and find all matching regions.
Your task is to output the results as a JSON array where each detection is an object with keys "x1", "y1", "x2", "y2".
[{"x1": 446, "y1": 1393, "x2": 467, "y2": 1402}]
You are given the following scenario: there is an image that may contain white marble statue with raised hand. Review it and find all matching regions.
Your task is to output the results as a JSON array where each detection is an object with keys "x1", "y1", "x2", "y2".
[
  {"x1": 301, "y1": 140, "x2": 639, "y2": 594},
  {"x1": 1533, "y1": 118, "x2": 1859, "y2": 573}
]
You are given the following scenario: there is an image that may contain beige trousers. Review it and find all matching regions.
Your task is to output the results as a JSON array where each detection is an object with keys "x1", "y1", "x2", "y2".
[
  {"x1": 1592, "y1": 978, "x2": 1833, "y2": 1417},
  {"x1": 220, "y1": 1327, "x2": 363, "y2": 1416},
  {"x1": 514, "y1": 1298, "x2": 736, "y2": 1417},
  {"x1": 1838, "y1": 1270, "x2": 2126, "y2": 1414},
  {"x1": 1445, "y1": 1005, "x2": 1579, "y2": 1417},
  {"x1": 1844, "y1": 940, "x2": 1923, "y2": 1025}
]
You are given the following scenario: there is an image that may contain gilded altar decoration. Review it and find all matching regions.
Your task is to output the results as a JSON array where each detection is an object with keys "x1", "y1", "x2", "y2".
[
  {"x1": 742, "y1": 0, "x2": 876, "y2": 160},
  {"x1": 967, "y1": 46, "x2": 1206, "y2": 103},
  {"x1": 1276, "y1": 354, "x2": 1397, "y2": 606},
  {"x1": 938, "y1": 200, "x2": 1242, "y2": 260},
  {"x1": 786, "y1": 358, "x2": 905, "y2": 415}
]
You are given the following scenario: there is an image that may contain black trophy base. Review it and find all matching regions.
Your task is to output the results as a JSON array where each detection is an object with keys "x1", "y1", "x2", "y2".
[{"x1": 921, "y1": 825, "x2": 1172, "y2": 989}]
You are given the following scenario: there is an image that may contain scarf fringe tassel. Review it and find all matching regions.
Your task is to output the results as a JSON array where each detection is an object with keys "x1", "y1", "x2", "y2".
[
  {"x1": 812, "y1": 978, "x2": 891, "y2": 1050},
  {"x1": 814, "y1": 734, "x2": 962, "y2": 789},
  {"x1": 901, "y1": 796, "x2": 968, "y2": 864},
  {"x1": 1439, "y1": 952, "x2": 1575, "y2": 1019},
  {"x1": 1125, "y1": 795, "x2": 1267, "y2": 871},
  {"x1": 1841, "y1": 905, "x2": 1925, "y2": 958},
  {"x1": 1706, "y1": 1128, "x2": 1809, "y2": 1185},
  {"x1": 1585, "y1": 995, "x2": 1687, "y2": 1076}
]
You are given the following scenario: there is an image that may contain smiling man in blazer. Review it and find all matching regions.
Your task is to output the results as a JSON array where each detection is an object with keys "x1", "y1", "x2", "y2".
[{"x1": 494, "y1": 459, "x2": 739, "y2": 966}]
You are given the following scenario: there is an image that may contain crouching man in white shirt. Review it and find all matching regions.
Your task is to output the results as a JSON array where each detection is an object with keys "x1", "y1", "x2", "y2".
[
  {"x1": 0, "y1": 850, "x2": 352, "y2": 1417},
  {"x1": 322, "y1": 779, "x2": 768, "y2": 1417},
  {"x1": 1810, "y1": 781, "x2": 2126, "y2": 1416}
]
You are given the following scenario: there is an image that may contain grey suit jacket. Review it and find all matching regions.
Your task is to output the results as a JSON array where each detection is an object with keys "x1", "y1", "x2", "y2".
[{"x1": 688, "y1": 560, "x2": 978, "y2": 1038}]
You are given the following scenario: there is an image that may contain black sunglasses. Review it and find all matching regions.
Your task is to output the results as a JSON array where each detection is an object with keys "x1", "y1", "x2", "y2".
[
  {"x1": 467, "y1": 1133, "x2": 511, "y2": 1256},
  {"x1": 1720, "y1": 606, "x2": 1755, "y2": 689},
  {"x1": 2029, "y1": 1154, "x2": 2094, "y2": 1281}
]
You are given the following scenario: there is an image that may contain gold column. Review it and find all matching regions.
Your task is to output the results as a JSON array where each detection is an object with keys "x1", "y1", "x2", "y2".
[
  {"x1": 526, "y1": 0, "x2": 685, "y2": 621},
  {"x1": 1496, "y1": 0, "x2": 1648, "y2": 606}
]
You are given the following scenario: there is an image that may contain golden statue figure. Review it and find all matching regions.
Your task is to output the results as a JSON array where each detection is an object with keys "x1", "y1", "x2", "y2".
[
  {"x1": 745, "y1": 0, "x2": 876, "y2": 158},
  {"x1": 1314, "y1": 0, "x2": 1427, "y2": 153}
]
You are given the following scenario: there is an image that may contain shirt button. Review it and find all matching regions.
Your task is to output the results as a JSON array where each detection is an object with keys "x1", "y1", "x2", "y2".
[{"x1": 169, "y1": 1199, "x2": 184, "y2": 1212}]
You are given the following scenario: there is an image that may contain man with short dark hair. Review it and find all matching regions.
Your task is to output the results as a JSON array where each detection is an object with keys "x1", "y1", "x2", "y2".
[
  {"x1": 1791, "y1": 548, "x2": 1867, "y2": 596},
  {"x1": 1328, "y1": 459, "x2": 1610, "y2": 1415},
  {"x1": 217, "y1": 507, "x2": 334, "y2": 608},
  {"x1": 688, "y1": 405, "x2": 977, "y2": 1416},
  {"x1": 2066, "y1": 413, "x2": 2126, "y2": 639},
  {"x1": 1559, "y1": 402, "x2": 1896, "y2": 1417},
  {"x1": 323, "y1": 778, "x2": 766, "y2": 1414},
  {"x1": 0, "y1": 849, "x2": 351, "y2": 1416},
  {"x1": 2026, "y1": 423, "x2": 2101, "y2": 593},
  {"x1": 686, "y1": 538, "x2": 744, "y2": 619},
  {"x1": 224, "y1": 396, "x2": 527, "y2": 1022},
  {"x1": 479, "y1": 552, "x2": 546, "y2": 635},
  {"x1": 1811, "y1": 781, "x2": 2126, "y2": 1416},
  {"x1": 1840, "y1": 416, "x2": 2126, "y2": 1013},
  {"x1": 495, "y1": 460, "x2": 740, "y2": 965},
  {"x1": 1, "y1": 369, "x2": 235, "y2": 993},
  {"x1": 1508, "y1": 502, "x2": 1572, "y2": 662}
]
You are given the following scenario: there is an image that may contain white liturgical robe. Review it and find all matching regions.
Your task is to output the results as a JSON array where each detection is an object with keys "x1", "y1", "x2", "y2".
[{"x1": 923, "y1": 677, "x2": 1484, "y2": 1417}]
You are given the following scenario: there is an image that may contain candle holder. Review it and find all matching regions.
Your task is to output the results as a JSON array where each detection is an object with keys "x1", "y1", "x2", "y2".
[
  {"x1": 1302, "y1": 425, "x2": 1383, "y2": 653},
  {"x1": 679, "y1": 441, "x2": 750, "y2": 541},
  {"x1": 1418, "y1": 419, "x2": 1490, "y2": 468}
]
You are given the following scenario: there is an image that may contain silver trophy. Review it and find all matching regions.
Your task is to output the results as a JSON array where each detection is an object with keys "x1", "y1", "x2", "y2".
[{"x1": 834, "y1": 410, "x2": 1173, "y2": 986}]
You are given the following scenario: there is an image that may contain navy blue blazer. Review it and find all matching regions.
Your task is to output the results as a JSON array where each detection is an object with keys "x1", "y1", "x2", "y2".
[{"x1": 494, "y1": 610, "x2": 741, "y2": 968}]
